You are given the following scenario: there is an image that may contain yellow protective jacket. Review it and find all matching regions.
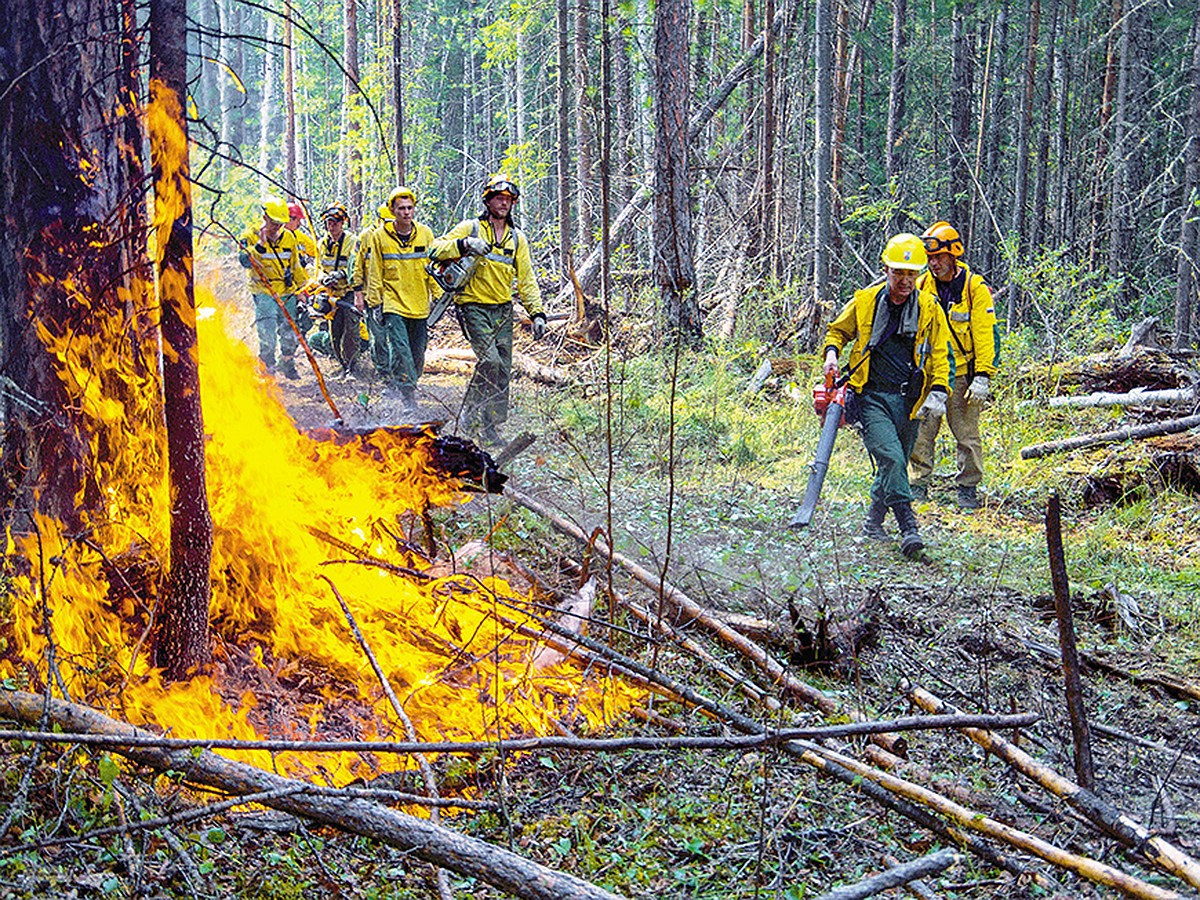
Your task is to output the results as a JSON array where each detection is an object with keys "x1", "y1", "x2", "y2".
[
  {"x1": 365, "y1": 221, "x2": 440, "y2": 317},
  {"x1": 430, "y1": 217, "x2": 544, "y2": 317},
  {"x1": 318, "y1": 232, "x2": 358, "y2": 299},
  {"x1": 916, "y1": 262, "x2": 999, "y2": 378},
  {"x1": 239, "y1": 226, "x2": 305, "y2": 297},
  {"x1": 824, "y1": 281, "x2": 952, "y2": 418}
]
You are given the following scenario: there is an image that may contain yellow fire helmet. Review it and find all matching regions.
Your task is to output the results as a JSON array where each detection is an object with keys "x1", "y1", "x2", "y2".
[
  {"x1": 262, "y1": 197, "x2": 290, "y2": 224},
  {"x1": 377, "y1": 204, "x2": 394, "y2": 221},
  {"x1": 921, "y1": 220, "x2": 964, "y2": 258},
  {"x1": 881, "y1": 233, "x2": 928, "y2": 271},
  {"x1": 482, "y1": 173, "x2": 520, "y2": 201},
  {"x1": 387, "y1": 186, "x2": 417, "y2": 207}
]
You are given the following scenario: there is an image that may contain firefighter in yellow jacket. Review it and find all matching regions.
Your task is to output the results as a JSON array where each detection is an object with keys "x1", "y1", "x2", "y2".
[
  {"x1": 307, "y1": 202, "x2": 360, "y2": 373},
  {"x1": 823, "y1": 233, "x2": 951, "y2": 558},
  {"x1": 238, "y1": 197, "x2": 306, "y2": 379},
  {"x1": 429, "y1": 174, "x2": 546, "y2": 446},
  {"x1": 908, "y1": 221, "x2": 1000, "y2": 510},
  {"x1": 365, "y1": 186, "x2": 441, "y2": 417}
]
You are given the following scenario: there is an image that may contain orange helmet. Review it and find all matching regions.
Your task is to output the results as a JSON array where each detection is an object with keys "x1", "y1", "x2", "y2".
[{"x1": 921, "y1": 221, "x2": 963, "y2": 258}]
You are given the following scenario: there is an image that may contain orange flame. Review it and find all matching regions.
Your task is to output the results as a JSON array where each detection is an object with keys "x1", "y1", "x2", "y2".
[{"x1": 4, "y1": 287, "x2": 638, "y2": 783}]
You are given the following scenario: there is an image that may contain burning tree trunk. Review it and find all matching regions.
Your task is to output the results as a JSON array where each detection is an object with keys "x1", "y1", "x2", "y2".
[
  {"x1": 0, "y1": 0, "x2": 154, "y2": 527},
  {"x1": 149, "y1": 0, "x2": 214, "y2": 676}
]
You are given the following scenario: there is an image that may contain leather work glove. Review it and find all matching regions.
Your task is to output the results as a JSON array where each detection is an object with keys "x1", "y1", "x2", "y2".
[
  {"x1": 532, "y1": 313, "x2": 547, "y2": 340},
  {"x1": 462, "y1": 235, "x2": 490, "y2": 257},
  {"x1": 916, "y1": 391, "x2": 947, "y2": 420},
  {"x1": 966, "y1": 374, "x2": 990, "y2": 405},
  {"x1": 823, "y1": 348, "x2": 840, "y2": 379}
]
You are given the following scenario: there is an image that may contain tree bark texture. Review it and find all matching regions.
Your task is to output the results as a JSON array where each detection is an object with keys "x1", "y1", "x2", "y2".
[
  {"x1": 557, "y1": 0, "x2": 572, "y2": 277},
  {"x1": 813, "y1": 0, "x2": 834, "y2": 320},
  {"x1": 885, "y1": 0, "x2": 907, "y2": 208},
  {"x1": 950, "y1": 3, "x2": 974, "y2": 228},
  {"x1": 392, "y1": 0, "x2": 406, "y2": 185},
  {"x1": 575, "y1": 0, "x2": 594, "y2": 245},
  {"x1": 284, "y1": 1, "x2": 297, "y2": 192},
  {"x1": 653, "y1": 0, "x2": 700, "y2": 346},
  {"x1": 1175, "y1": 4, "x2": 1200, "y2": 349},
  {"x1": 149, "y1": 0, "x2": 215, "y2": 678},
  {"x1": 0, "y1": 690, "x2": 626, "y2": 900},
  {"x1": 0, "y1": 0, "x2": 154, "y2": 528},
  {"x1": 344, "y1": 0, "x2": 362, "y2": 219}
]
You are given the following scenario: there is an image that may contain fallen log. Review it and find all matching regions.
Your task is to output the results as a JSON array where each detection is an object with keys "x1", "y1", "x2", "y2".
[
  {"x1": 1019, "y1": 414, "x2": 1200, "y2": 459},
  {"x1": 881, "y1": 854, "x2": 941, "y2": 900},
  {"x1": 504, "y1": 485, "x2": 910, "y2": 759},
  {"x1": 905, "y1": 682, "x2": 1200, "y2": 892},
  {"x1": 1017, "y1": 387, "x2": 1195, "y2": 410},
  {"x1": 0, "y1": 690, "x2": 626, "y2": 900},
  {"x1": 811, "y1": 848, "x2": 960, "y2": 900},
  {"x1": 424, "y1": 347, "x2": 568, "y2": 385},
  {"x1": 797, "y1": 739, "x2": 1184, "y2": 900}
]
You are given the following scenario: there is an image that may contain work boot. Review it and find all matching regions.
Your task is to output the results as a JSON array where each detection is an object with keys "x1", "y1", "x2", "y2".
[
  {"x1": 956, "y1": 485, "x2": 981, "y2": 510},
  {"x1": 910, "y1": 483, "x2": 928, "y2": 502},
  {"x1": 892, "y1": 502, "x2": 925, "y2": 559},
  {"x1": 398, "y1": 388, "x2": 420, "y2": 420},
  {"x1": 862, "y1": 499, "x2": 890, "y2": 540},
  {"x1": 279, "y1": 358, "x2": 299, "y2": 380}
]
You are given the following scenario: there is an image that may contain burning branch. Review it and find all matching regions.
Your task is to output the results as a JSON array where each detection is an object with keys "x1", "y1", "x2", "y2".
[{"x1": 0, "y1": 689, "x2": 626, "y2": 900}]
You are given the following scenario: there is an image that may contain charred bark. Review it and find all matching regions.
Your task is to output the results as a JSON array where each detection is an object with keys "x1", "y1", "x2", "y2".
[{"x1": 149, "y1": 0, "x2": 214, "y2": 677}]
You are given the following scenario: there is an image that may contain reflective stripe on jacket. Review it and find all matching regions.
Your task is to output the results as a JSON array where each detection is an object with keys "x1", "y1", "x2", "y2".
[
  {"x1": 366, "y1": 222, "x2": 439, "y2": 317},
  {"x1": 916, "y1": 262, "x2": 999, "y2": 378},
  {"x1": 430, "y1": 217, "x2": 544, "y2": 317},
  {"x1": 824, "y1": 281, "x2": 952, "y2": 420},
  {"x1": 239, "y1": 226, "x2": 304, "y2": 297},
  {"x1": 319, "y1": 233, "x2": 358, "y2": 298}
]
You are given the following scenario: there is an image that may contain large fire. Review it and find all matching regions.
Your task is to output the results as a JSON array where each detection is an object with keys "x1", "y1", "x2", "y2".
[{"x1": 3, "y1": 284, "x2": 637, "y2": 784}]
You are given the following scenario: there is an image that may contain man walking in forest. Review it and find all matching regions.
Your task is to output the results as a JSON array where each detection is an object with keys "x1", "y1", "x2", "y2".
[
  {"x1": 308, "y1": 202, "x2": 360, "y2": 374},
  {"x1": 365, "y1": 187, "x2": 441, "y2": 418},
  {"x1": 239, "y1": 197, "x2": 307, "y2": 380},
  {"x1": 908, "y1": 221, "x2": 1000, "y2": 510},
  {"x1": 430, "y1": 174, "x2": 547, "y2": 447},
  {"x1": 822, "y1": 233, "x2": 951, "y2": 558},
  {"x1": 355, "y1": 203, "x2": 392, "y2": 371}
]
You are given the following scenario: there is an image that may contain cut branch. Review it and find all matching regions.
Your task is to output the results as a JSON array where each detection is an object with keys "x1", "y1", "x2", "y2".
[
  {"x1": 1018, "y1": 387, "x2": 1195, "y2": 410},
  {"x1": 0, "y1": 689, "x2": 624, "y2": 900},
  {"x1": 811, "y1": 847, "x2": 960, "y2": 900},
  {"x1": 906, "y1": 682, "x2": 1200, "y2": 892},
  {"x1": 505, "y1": 485, "x2": 909, "y2": 758}
]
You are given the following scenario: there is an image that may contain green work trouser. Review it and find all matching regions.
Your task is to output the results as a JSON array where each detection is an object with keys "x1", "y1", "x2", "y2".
[
  {"x1": 909, "y1": 381, "x2": 983, "y2": 489},
  {"x1": 365, "y1": 305, "x2": 388, "y2": 373},
  {"x1": 458, "y1": 301, "x2": 514, "y2": 428},
  {"x1": 380, "y1": 312, "x2": 428, "y2": 389},
  {"x1": 858, "y1": 389, "x2": 919, "y2": 507},
  {"x1": 252, "y1": 292, "x2": 298, "y2": 367}
]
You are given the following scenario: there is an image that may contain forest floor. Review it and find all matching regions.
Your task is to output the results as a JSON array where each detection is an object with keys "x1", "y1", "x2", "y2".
[{"x1": 3, "y1": 273, "x2": 1200, "y2": 899}]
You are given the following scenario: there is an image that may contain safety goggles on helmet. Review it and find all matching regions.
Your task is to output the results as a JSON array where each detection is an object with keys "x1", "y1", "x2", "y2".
[
  {"x1": 922, "y1": 235, "x2": 959, "y2": 254},
  {"x1": 483, "y1": 176, "x2": 520, "y2": 201}
]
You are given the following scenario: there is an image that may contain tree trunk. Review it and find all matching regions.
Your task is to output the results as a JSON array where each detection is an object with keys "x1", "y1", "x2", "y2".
[
  {"x1": 392, "y1": 0, "x2": 406, "y2": 185},
  {"x1": 885, "y1": 0, "x2": 908, "y2": 214},
  {"x1": 980, "y1": 0, "x2": 1008, "y2": 277},
  {"x1": 557, "y1": 0, "x2": 572, "y2": 278},
  {"x1": 575, "y1": 0, "x2": 594, "y2": 244},
  {"x1": 149, "y1": 0, "x2": 214, "y2": 678},
  {"x1": 345, "y1": 0, "x2": 363, "y2": 220},
  {"x1": 760, "y1": 0, "x2": 777, "y2": 278},
  {"x1": 813, "y1": 0, "x2": 834, "y2": 326},
  {"x1": 258, "y1": 19, "x2": 277, "y2": 190},
  {"x1": 1109, "y1": 0, "x2": 1133, "y2": 317},
  {"x1": 1176, "y1": 4, "x2": 1200, "y2": 349},
  {"x1": 1051, "y1": 0, "x2": 1074, "y2": 249},
  {"x1": 1030, "y1": 0, "x2": 1059, "y2": 252},
  {"x1": 284, "y1": 0, "x2": 297, "y2": 193},
  {"x1": 0, "y1": 0, "x2": 151, "y2": 527},
  {"x1": 1089, "y1": 0, "x2": 1120, "y2": 272},
  {"x1": 1008, "y1": 0, "x2": 1038, "y2": 326},
  {"x1": 613, "y1": 12, "x2": 635, "y2": 211},
  {"x1": 950, "y1": 3, "x2": 974, "y2": 229},
  {"x1": 654, "y1": 0, "x2": 699, "y2": 346}
]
